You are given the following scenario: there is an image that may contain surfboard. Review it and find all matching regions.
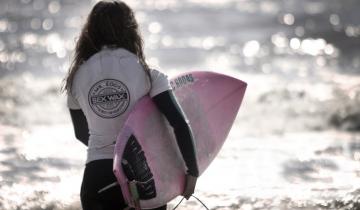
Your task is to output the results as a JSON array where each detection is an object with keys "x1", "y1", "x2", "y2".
[{"x1": 113, "y1": 71, "x2": 247, "y2": 209}]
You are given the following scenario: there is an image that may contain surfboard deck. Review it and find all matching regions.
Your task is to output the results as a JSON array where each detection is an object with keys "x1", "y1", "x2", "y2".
[{"x1": 113, "y1": 71, "x2": 247, "y2": 209}]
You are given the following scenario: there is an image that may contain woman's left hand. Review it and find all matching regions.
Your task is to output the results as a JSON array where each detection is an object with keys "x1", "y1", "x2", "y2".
[{"x1": 182, "y1": 174, "x2": 197, "y2": 199}]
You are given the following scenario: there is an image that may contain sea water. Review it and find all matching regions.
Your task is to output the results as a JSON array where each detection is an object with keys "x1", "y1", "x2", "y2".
[{"x1": 1, "y1": 0, "x2": 360, "y2": 209}]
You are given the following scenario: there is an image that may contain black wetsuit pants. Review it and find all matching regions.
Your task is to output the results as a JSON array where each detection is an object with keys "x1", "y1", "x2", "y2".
[{"x1": 80, "y1": 159, "x2": 167, "y2": 210}]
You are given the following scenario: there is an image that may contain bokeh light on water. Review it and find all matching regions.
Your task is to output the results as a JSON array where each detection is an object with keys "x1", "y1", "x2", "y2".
[{"x1": 1, "y1": 0, "x2": 360, "y2": 209}]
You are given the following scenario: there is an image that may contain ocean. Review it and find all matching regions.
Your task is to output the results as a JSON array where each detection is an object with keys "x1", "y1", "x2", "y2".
[{"x1": 1, "y1": 0, "x2": 360, "y2": 209}]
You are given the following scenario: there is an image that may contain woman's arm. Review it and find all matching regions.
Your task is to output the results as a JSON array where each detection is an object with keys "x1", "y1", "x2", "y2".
[
  {"x1": 152, "y1": 90, "x2": 199, "y2": 177},
  {"x1": 69, "y1": 109, "x2": 89, "y2": 146}
]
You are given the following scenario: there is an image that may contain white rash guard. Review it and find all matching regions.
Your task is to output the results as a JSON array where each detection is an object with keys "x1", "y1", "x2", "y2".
[{"x1": 67, "y1": 48, "x2": 171, "y2": 164}]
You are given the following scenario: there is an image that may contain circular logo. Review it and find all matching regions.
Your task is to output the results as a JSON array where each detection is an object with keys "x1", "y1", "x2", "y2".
[{"x1": 88, "y1": 79, "x2": 130, "y2": 118}]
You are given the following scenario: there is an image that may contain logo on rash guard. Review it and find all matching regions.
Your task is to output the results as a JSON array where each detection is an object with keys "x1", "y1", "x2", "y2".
[{"x1": 88, "y1": 79, "x2": 130, "y2": 118}]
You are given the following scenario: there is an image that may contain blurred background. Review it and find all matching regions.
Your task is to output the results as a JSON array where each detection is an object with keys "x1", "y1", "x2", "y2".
[{"x1": 1, "y1": 0, "x2": 360, "y2": 209}]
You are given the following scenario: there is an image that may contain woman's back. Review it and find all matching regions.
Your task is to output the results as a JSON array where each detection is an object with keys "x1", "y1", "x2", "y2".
[{"x1": 68, "y1": 48, "x2": 169, "y2": 163}]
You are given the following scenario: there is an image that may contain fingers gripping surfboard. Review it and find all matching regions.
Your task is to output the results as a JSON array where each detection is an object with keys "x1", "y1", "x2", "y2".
[{"x1": 113, "y1": 71, "x2": 247, "y2": 209}]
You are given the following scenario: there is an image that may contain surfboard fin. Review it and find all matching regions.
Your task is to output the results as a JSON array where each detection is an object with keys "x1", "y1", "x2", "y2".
[{"x1": 122, "y1": 135, "x2": 157, "y2": 200}]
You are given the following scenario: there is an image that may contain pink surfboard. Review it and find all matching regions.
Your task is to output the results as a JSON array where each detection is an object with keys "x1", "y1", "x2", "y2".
[{"x1": 113, "y1": 71, "x2": 247, "y2": 209}]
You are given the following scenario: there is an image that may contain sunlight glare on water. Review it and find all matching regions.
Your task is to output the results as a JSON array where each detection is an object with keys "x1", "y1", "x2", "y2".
[
  {"x1": 0, "y1": 19, "x2": 9, "y2": 32},
  {"x1": 148, "y1": 21, "x2": 162, "y2": 34},
  {"x1": 301, "y1": 38, "x2": 327, "y2": 56},
  {"x1": 283, "y1": 13, "x2": 295, "y2": 25},
  {"x1": 243, "y1": 40, "x2": 260, "y2": 57},
  {"x1": 45, "y1": 33, "x2": 67, "y2": 58},
  {"x1": 48, "y1": 1, "x2": 61, "y2": 14}
]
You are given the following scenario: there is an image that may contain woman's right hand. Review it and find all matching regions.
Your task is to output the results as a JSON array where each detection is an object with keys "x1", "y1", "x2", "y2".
[{"x1": 182, "y1": 174, "x2": 197, "y2": 199}]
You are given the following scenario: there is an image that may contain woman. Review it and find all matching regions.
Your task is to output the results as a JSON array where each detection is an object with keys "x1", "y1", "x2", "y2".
[{"x1": 63, "y1": 1, "x2": 199, "y2": 210}]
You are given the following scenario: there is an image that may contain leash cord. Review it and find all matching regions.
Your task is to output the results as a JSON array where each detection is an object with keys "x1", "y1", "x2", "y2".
[
  {"x1": 172, "y1": 197, "x2": 185, "y2": 210},
  {"x1": 172, "y1": 195, "x2": 209, "y2": 210},
  {"x1": 191, "y1": 195, "x2": 210, "y2": 210}
]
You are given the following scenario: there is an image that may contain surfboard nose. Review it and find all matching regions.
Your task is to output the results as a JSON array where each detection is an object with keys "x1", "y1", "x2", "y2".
[
  {"x1": 171, "y1": 71, "x2": 247, "y2": 172},
  {"x1": 185, "y1": 71, "x2": 247, "y2": 106}
]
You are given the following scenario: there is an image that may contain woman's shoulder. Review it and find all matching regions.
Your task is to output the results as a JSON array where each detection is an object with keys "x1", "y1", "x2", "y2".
[
  {"x1": 149, "y1": 69, "x2": 171, "y2": 84},
  {"x1": 86, "y1": 47, "x2": 136, "y2": 64},
  {"x1": 74, "y1": 48, "x2": 141, "y2": 80},
  {"x1": 76, "y1": 48, "x2": 138, "y2": 74},
  {"x1": 150, "y1": 68, "x2": 168, "y2": 77}
]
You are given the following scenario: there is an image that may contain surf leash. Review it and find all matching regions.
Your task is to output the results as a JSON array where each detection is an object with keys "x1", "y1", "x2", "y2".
[
  {"x1": 128, "y1": 180, "x2": 142, "y2": 210},
  {"x1": 172, "y1": 195, "x2": 209, "y2": 210},
  {"x1": 97, "y1": 182, "x2": 119, "y2": 194},
  {"x1": 172, "y1": 197, "x2": 185, "y2": 210}
]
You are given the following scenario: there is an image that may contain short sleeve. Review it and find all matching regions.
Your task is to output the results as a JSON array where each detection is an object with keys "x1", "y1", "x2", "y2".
[
  {"x1": 149, "y1": 69, "x2": 172, "y2": 97},
  {"x1": 67, "y1": 92, "x2": 81, "y2": 110}
]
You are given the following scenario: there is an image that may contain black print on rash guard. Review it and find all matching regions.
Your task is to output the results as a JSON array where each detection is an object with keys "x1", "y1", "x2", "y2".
[{"x1": 88, "y1": 79, "x2": 130, "y2": 118}]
